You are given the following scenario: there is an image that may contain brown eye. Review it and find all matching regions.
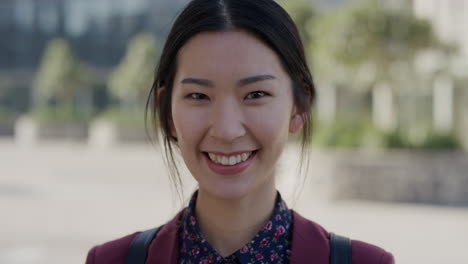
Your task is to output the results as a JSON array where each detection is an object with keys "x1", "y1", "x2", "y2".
[
  {"x1": 186, "y1": 93, "x2": 209, "y2": 100},
  {"x1": 245, "y1": 91, "x2": 268, "y2": 100}
]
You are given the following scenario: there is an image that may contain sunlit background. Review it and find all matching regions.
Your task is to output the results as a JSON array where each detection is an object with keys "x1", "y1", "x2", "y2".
[{"x1": 1, "y1": 0, "x2": 467, "y2": 263}]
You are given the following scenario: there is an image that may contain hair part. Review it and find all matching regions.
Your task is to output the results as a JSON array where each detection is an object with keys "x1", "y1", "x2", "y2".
[{"x1": 145, "y1": 0, "x2": 316, "y2": 202}]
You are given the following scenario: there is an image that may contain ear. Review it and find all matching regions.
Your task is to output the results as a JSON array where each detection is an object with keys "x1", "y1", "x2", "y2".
[
  {"x1": 289, "y1": 109, "x2": 305, "y2": 134},
  {"x1": 157, "y1": 87, "x2": 177, "y2": 139}
]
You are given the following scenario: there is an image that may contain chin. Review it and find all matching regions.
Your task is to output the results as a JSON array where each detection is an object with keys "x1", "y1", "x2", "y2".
[{"x1": 199, "y1": 180, "x2": 255, "y2": 201}]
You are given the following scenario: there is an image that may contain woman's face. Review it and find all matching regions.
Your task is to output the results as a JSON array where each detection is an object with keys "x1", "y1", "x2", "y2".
[{"x1": 170, "y1": 31, "x2": 303, "y2": 200}]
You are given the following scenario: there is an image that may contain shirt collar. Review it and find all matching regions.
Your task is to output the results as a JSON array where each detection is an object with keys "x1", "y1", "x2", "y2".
[{"x1": 179, "y1": 190, "x2": 292, "y2": 264}]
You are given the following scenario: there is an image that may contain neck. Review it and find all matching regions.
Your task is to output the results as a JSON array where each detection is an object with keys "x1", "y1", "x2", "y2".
[{"x1": 195, "y1": 181, "x2": 277, "y2": 257}]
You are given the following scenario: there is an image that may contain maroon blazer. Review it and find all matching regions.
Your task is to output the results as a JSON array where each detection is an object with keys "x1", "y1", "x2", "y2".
[{"x1": 86, "y1": 210, "x2": 394, "y2": 264}]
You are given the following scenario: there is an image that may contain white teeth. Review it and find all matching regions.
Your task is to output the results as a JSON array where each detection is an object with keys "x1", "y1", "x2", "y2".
[
  {"x1": 208, "y1": 153, "x2": 216, "y2": 161},
  {"x1": 221, "y1": 156, "x2": 228, "y2": 165},
  {"x1": 207, "y1": 151, "x2": 253, "y2": 165},
  {"x1": 241, "y1": 153, "x2": 248, "y2": 161}
]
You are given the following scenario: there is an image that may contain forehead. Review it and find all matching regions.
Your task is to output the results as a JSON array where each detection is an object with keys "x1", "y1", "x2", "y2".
[{"x1": 176, "y1": 31, "x2": 288, "y2": 81}]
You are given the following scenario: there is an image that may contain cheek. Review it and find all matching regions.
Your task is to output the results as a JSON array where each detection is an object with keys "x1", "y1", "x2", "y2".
[
  {"x1": 172, "y1": 104, "x2": 207, "y2": 147},
  {"x1": 246, "y1": 102, "x2": 291, "y2": 146}
]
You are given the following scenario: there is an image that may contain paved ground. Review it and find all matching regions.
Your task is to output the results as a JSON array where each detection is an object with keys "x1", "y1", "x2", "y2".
[{"x1": 1, "y1": 139, "x2": 467, "y2": 264}]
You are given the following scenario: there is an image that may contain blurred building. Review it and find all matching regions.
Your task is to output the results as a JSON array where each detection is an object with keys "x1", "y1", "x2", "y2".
[
  {"x1": 0, "y1": 0, "x2": 189, "y2": 112},
  {"x1": 413, "y1": 0, "x2": 468, "y2": 56},
  {"x1": 0, "y1": 0, "x2": 189, "y2": 70}
]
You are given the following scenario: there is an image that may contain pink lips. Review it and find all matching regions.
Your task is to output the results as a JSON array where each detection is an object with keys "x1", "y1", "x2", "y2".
[{"x1": 204, "y1": 151, "x2": 257, "y2": 175}]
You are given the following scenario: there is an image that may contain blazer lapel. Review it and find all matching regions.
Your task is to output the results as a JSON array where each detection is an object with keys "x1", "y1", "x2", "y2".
[
  {"x1": 290, "y1": 210, "x2": 330, "y2": 264},
  {"x1": 145, "y1": 209, "x2": 185, "y2": 264}
]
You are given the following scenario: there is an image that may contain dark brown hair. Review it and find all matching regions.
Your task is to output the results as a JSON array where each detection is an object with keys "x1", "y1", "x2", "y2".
[{"x1": 145, "y1": 0, "x2": 316, "y2": 200}]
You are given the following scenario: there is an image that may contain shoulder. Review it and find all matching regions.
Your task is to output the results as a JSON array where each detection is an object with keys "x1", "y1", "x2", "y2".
[
  {"x1": 85, "y1": 232, "x2": 139, "y2": 264},
  {"x1": 352, "y1": 239, "x2": 395, "y2": 264},
  {"x1": 291, "y1": 211, "x2": 395, "y2": 264},
  {"x1": 85, "y1": 210, "x2": 186, "y2": 264}
]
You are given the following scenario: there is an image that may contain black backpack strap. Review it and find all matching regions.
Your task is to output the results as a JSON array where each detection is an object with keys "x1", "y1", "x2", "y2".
[
  {"x1": 125, "y1": 226, "x2": 162, "y2": 264},
  {"x1": 330, "y1": 232, "x2": 352, "y2": 264}
]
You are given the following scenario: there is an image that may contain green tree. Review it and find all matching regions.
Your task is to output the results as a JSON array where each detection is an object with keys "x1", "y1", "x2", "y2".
[
  {"x1": 311, "y1": 0, "x2": 442, "y2": 89},
  {"x1": 309, "y1": 0, "x2": 458, "y2": 144},
  {"x1": 33, "y1": 38, "x2": 92, "y2": 108},
  {"x1": 108, "y1": 33, "x2": 159, "y2": 109},
  {"x1": 281, "y1": 0, "x2": 317, "y2": 50}
]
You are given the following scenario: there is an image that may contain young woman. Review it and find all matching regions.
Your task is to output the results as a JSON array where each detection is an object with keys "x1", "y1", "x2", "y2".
[{"x1": 86, "y1": 0, "x2": 395, "y2": 263}]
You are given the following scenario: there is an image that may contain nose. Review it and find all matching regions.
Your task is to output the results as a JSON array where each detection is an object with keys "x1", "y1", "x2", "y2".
[{"x1": 208, "y1": 98, "x2": 246, "y2": 143}]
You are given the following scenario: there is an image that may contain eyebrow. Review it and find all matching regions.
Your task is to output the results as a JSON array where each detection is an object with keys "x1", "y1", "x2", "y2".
[
  {"x1": 181, "y1": 78, "x2": 214, "y2": 87},
  {"x1": 180, "y1": 74, "x2": 276, "y2": 88}
]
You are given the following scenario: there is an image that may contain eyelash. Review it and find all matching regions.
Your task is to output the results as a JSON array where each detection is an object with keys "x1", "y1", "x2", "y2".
[{"x1": 186, "y1": 91, "x2": 269, "y2": 101}]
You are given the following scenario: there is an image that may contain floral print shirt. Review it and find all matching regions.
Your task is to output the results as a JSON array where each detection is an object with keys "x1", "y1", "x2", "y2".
[{"x1": 178, "y1": 190, "x2": 292, "y2": 264}]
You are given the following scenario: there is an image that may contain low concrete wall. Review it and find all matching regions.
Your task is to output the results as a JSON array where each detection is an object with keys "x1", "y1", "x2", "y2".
[
  {"x1": 0, "y1": 121, "x2": 14, "y2": 136},
  {"x1": 14, "y1": 116, "x2": 88, "y2": 144},
  {"x1": 329, "y1": 150, "x2": 468, "y2": 206},
  {"x1": 88, "y1": 119, "x2": 148, "y2": 148}
]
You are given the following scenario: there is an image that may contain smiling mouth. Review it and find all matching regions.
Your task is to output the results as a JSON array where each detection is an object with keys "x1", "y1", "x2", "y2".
[{"x1": 202, "y1": 150, "x2": 258, "y2": 166}]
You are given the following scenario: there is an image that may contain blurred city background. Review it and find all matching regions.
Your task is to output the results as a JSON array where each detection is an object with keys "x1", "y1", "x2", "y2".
[{"x1": 1, "y1": 0, "x2": 467, "y2": 263}]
